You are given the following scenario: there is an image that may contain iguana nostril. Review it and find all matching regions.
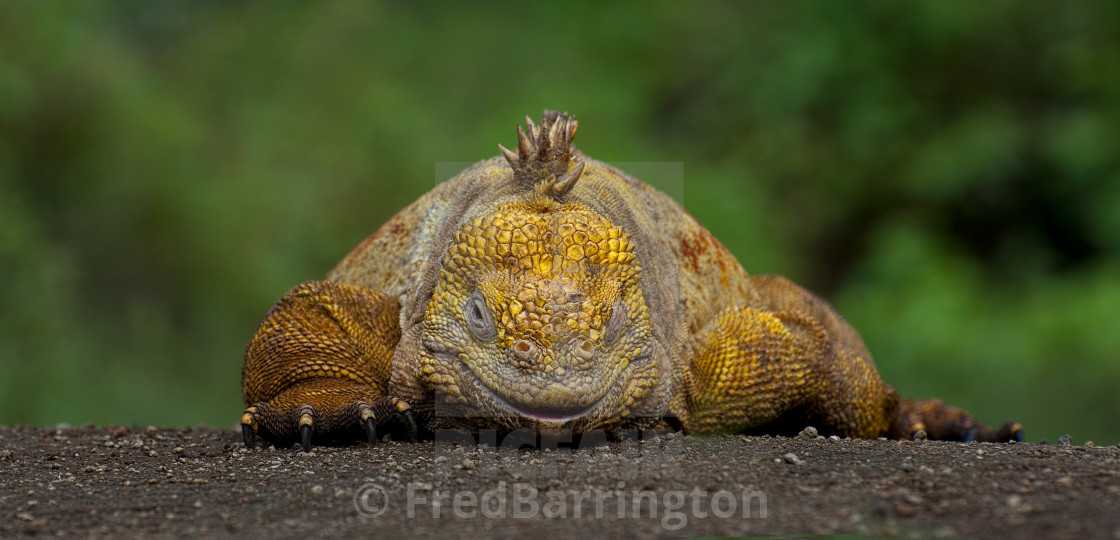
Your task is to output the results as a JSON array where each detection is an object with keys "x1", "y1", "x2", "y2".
[
  {"x1": 512, "y1": 339, "x2": 537, "y2": 363},
  {"x1": 573, "y1": 339, "x2": 595, "y2": 361}
]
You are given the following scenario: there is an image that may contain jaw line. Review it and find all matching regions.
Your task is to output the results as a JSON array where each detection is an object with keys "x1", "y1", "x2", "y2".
[
  {"x1": 485, "y1": 388, "x2": 606, "y2": 424},
  {"x1": 465, "y1": 354, "x2": 653, "y2": 426},
  {"x1": 426, "y1": 344, "x2": 654, "y2": 426}
]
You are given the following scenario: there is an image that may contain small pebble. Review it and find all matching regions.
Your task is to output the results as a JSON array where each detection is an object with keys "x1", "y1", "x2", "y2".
[
  {"x1": 1059, "y1": 434, "x2": 1072, "y2": 447},
  {"x1": 912, "y1": 430, "x2": 927, "y2": 442},
  {"x1": 934, "y1": 525, "x2": 957, "y2": 538},
  {"x1": 462, "y1": 459, "x2": 476, "y2": 470},
  {"x1": 797, "y1": 426, "x2": 818, "y2": 438},
  {"x1": 310, "y1": 485, "x2": 323, "y2": 495},
  {"x1": 782, "y1": 453, "x2": 802, "y2": 465},
  {"x1": 893, "y1": 502, "x2": 915, "y2": 517}
]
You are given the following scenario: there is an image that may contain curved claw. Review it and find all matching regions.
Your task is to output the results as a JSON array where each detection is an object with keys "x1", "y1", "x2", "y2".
[
  {"x1": 240, "y1": 408, "x2": 259, "y2": 449},
  {"x1": 300, "y1": 424, "x2": 312, "y2": 452},
  {"x1": 1000, "y1": 422, "x2": 1024, "y2": 443},
  {"x1": 962, "y1": 427, "x2": 977, "y2": 443},
  {"x1": 401, "y1": 409, "x2": 419, "y2": 443},
  {"x1": 296, "y1": 405, "x2": 315, "y2": 452},
  {"x1": 242, "y1": 423, "x2": 257, "y2": 448},
  {"x1": 364, "y1": 417, "x2": 378, "y2": 444}
]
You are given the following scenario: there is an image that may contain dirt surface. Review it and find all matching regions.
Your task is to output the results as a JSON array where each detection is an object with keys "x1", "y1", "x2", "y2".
[{"x1": 2, "y1": 425, "x2": 1118, "y2": 539}]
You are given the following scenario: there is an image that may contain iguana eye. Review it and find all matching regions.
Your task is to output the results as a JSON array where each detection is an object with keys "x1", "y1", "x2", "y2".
[
  {"x1": 602, "y1": 297, "x2": 626, "y2": 346},
  {"x1": 464, "y1": 291, "x2": 497, "y2": 341}
]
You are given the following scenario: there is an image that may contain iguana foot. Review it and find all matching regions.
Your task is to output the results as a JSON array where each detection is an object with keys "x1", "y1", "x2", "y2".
[
  {"x1": 240, "y1": 379, "x2": 416, "y2": 451},
  {"x1": 893, "y1": 398, "x2": 1022, "y2": 442}
]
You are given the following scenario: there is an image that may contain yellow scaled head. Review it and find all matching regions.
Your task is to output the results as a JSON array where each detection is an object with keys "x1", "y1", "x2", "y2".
[{"x1": 418, "y1": 201, "x2": 658, "y2": 431}]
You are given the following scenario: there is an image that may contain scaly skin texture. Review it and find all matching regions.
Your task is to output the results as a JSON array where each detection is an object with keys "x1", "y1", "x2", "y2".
[{"x1": 240, "y1": 112, "x2": 1022, "y2": 450}]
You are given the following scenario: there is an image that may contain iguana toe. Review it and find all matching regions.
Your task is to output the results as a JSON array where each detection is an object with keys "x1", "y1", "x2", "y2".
[
  {"x1": 240, "y1": 407, "x2": 260, "y2": 449},
  {"x1": 357, "y1": 402, "x2": 378, "y2": 444},
  {"x1": 241, "y1": 419, "x2": 257, "y2": 448},
  {"x1": 300, "y1": 424, "x2": 312, "y2": 452},
  {"x1": 962, "y1": 425, "x2": 977, "y2": 443},
  {"x1": 998, "y1": 422, "x2": 1024, "y2": 442},
  {"x1": 363, "y1": 417, "x2": 378, "y2": 444},
  {"x1": 401, "y1": 409, "x2": 419, "y2": 443},
  {"x1": 297, "y1": 405, "x2": 316, "y2": 452},
  {"x1": 384, "y1": 397, "x2": 418, "y2": 443},
  {"x1": 242, "y1": 424, "x2": 256, "y2": 448}
]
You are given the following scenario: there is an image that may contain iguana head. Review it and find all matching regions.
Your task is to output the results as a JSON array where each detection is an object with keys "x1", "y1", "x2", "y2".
[{"x1": 418, "y1": 113, "x2": 659, "y2": 432}]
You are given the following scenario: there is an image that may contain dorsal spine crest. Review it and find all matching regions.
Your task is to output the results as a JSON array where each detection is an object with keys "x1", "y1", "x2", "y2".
[{"x1": 498, "y1": 111, "x2": 586, "y2": 200}]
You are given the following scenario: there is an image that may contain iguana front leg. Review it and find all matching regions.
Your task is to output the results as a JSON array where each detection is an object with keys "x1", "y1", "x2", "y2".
[
  {"x1": 684, "y1": 275, "x2": 1022, "y2": 441},
  {"x1": 240, "y1": 281, "x2": 416, "y2": 451}
]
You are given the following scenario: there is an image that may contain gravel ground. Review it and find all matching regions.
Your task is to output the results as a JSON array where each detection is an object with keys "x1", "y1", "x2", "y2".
[{"x1": 2, "y1": 425, "x2": 1119, "y2": 538}]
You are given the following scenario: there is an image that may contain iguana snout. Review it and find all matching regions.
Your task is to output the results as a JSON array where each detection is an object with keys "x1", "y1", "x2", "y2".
[{"x1": 416, "y1": 204, "x2": 658, "y2": 429}]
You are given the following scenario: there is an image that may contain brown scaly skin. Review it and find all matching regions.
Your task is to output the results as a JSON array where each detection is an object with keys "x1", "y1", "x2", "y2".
[{"x1": 241, "y1": 111, "x2": 1023, "y2": 451}]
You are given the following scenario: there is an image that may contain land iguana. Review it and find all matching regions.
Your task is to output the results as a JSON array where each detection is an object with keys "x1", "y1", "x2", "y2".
[{"x1": 240, "y1": 111, "x2": 1022, "y2": 451}]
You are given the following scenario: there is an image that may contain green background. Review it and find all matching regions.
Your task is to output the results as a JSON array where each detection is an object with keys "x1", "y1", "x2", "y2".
[{"x1": 2, "y1": 1, "x2": 1118, "y2": 445}]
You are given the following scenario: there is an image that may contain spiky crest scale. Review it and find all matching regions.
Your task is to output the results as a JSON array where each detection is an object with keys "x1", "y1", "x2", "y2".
[{"x1": 498, "y1": 111, "x2": 586, "y2": 200}]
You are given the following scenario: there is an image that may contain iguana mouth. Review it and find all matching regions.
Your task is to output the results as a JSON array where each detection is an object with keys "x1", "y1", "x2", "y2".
[
  {"x1": 423, "y1": 336, "x2": 654, "y2": 427},
  {"x1": 461, "y1": 372, "x2": 612, "y2": 425},
  {"x1": 488, "y1": 391, "x2": 604, "y2": 423},
  {"x1": 472, "y1": 354, "x2": 652, "y2": 426}
]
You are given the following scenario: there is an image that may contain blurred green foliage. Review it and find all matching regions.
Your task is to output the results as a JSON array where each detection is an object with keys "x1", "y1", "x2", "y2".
[{"x1": 1, "y1": 1, "x2": 1117, "y2": 444}]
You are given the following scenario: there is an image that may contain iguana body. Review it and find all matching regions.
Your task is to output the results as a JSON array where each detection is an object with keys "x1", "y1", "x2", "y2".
[{"x1": 241, "y1": 112, "x2": 1021, "y2": 450}]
